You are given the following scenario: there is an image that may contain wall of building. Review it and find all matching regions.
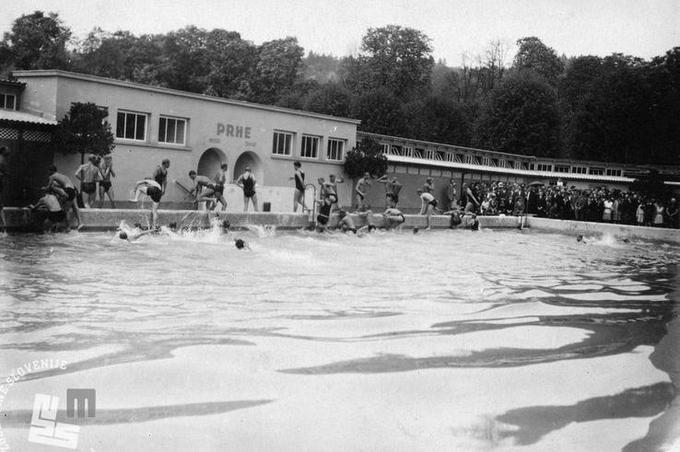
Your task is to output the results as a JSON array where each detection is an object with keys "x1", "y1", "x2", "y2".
[{"x1": 17, "y1": 72, "x2": 358, "y2": 212}]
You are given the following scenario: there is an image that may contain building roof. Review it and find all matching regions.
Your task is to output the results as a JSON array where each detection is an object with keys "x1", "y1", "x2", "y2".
[
  {"x1": 12, "y1": 69, "x2": 362, "y2": 126},
  {"x1": 0, "y1": 79, "x2": 26, "y2": 89},
  {"x1": 0, "y1": 109, "x2": 57, "y2": 126},
  {"x1": 387, "y1": 155, "x2": 637, "y2": 183}
]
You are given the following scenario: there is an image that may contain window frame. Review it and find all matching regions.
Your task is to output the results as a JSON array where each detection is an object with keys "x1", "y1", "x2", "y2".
[
  {"x1": 0, "y1": 93, "x2": 16, "y2": 110},
  {"x1": 272, "y1": 130, "x2": 294, "y2": 157},
  {"x1": 300, "y1": 134, "x2": 320, "y2": 159},
  {"x1": 158, "y1": 115, "x2": 187, "y2": 146},
  {"x1": 327, "y1": 137, "x2": 346, "y2": 161},
  {"x1": 116, "y1": 110, "x2": 148, "y2": 142}
]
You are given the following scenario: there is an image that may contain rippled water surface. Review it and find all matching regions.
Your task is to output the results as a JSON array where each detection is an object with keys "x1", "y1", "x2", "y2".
[{"x1": 0, "y1": 227, "x2": 678, "y2": 451}]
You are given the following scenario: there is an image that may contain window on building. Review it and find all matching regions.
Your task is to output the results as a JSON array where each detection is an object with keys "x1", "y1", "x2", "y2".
[
  {"x1": 272, "y1": 130, "x2": 294, "y2": 156},
  {"x1": 555, "y1": 165, "x2": 570, "y2": 173},
  {"x1": 300, "y1": 135, "x2": 320, "y2": 159},
  {"x1": 116, "y1": 110, "x2": 147, "y2": 141},
  {"x1": 589, "y1": 167, "x2": 604, "y2": 176},
  {"x1": 537, "y1": 164, "x2": 553, "y2": 172},
  {"x1": 327, "y1": 138, "x2": 345, "y2": 161},
  {"x1": 158, "y1": 116, "x2": 186, "y2": 145},
  {"x1": 606, "y1": 168, "x2": 622, "y2": 177},
  {"x1": 0, "y1": 94, "x2": 16, "y2": 110},
  {"x1": 572, "y1": 166, "x2": 587, "y2": 174}
]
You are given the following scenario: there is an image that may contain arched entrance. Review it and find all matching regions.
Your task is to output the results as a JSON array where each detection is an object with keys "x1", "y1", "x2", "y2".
[
  {"x1": 197, "y1": 148, "x2": 227, "y2": 179},
  {"x1": 233, "y1": 151, "x2": 263, "y2": 185}
]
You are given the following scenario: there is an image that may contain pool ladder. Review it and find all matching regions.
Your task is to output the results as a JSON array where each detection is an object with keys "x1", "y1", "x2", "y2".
[{"x1": 305, "y1": 183, "x2": 317, "y2": 223}]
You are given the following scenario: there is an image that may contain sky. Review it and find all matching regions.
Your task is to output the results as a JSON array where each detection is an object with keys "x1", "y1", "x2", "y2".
[{"x1": 1, "y1": 0, "x2": 678, "y2": 66}]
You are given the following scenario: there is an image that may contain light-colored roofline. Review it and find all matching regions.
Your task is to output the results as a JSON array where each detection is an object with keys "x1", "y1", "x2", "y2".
[
  {"x1": 12, "y1": 69, "x2": 362, "y2": 126},
  {"x1": 358, "y1": 131, "x2": 536, "y2": 160},
  {"x1": 387, "y1": 155, "x2": 637, "y2": 183}
]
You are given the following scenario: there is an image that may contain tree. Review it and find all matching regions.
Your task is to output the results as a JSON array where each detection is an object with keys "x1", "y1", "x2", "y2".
[
  {"x1": 1, "y1": 11, "x2": 72, "y2": 72},
  {"x1": 304, "y1": 82, "x2": 352, "y2": 117},
  {"x1": 247, "y1": 37, "x2": 304, "y2": 104},
  {"x1": 350, "y1": 88, "x2": 405, "y2": 135},
  {"x1": 404, "y1": 96, "x2": 471, "y2": 146},
  {"x1": 54, "y1": 103, "x2": 115, "y2": 163},
  {"x1": 475, "y1": 71, "x2": 560, "y2": 157},
  {"x1": 513, "y1": 37, "x2": 564, "y2": 85},
  {"x1": 204, "y1": 29, "x2": 258, "y2": 98},
  {"x1": 343, "y1": 136, "x2": 388, "y2": 180},
  {"x1": 344, "y1": 25, "x2": 434, "y2": 101}
]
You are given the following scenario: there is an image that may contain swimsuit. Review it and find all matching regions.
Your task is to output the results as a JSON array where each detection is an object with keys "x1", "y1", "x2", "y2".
[
  {"x1": 295, "y1": 171, "x2": 305, "y2": 192},
  {"x1": 317, "y1": 202, "x2": 332, "y2": 225},
  {"x1": 64, "y1": 187, "x2": 76, "y2": 202},
  {"x1": 100, "y1": 180, "x2": 112, "y2": 191},
  {"x1": 214, "y1": 184, "x2": 224, "y2": 195},
  {"x1": 242, "y1": 176, "x2": 256, "y2": 198},
  {"x1": 81, "y1": 182, "x2": 96, "y2": 194},
  {"x1": 147, "y1": 186, "x2": 162, "y2": 203},
  {"x1": 47, "y1": 211, "x2": 66, "y2": 223}
]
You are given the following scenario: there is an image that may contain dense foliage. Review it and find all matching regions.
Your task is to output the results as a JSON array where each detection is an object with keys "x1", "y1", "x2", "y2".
[
  {"x1": 1, "y1": 11, "x2": 678, "y2": 165},
  {"x1": 343, "y1": 137, "x2": 388, "y2": 180},
  {"x1": 53, "y1": 102, "x2": 115, "y2": 161}
]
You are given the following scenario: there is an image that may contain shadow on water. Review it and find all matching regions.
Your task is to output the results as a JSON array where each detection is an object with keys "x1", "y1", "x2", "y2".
[
  {"x1": 491, "y1": 382, "x2": 674, "y2": 446},
  {"x1": 276, "y1": 266, "x2": 680, "y2": 449},
  {"x1": 1, "y1": 399, "x2": 273, "y2": 427}
]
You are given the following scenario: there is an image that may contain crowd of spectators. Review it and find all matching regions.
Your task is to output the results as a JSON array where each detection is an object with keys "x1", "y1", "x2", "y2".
[{"x1": 461, "y1": 180, "x2": 679, "y2": 229}]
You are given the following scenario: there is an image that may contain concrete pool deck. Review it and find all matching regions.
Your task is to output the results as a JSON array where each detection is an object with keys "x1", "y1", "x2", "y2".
[{"x1": 2, "y1": 207, "x2": 680, "y2": 243}]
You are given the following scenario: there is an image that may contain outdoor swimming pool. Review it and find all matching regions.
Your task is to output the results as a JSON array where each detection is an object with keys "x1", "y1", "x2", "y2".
[{"x1": 0, "y1": 227, "x2": 678, "y2": 451}]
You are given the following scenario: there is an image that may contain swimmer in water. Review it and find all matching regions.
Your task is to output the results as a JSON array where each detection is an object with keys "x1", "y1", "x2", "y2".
[
  {"x1": 118, "y1": 228, "x2": 158, "y2": 242},
  {"x1": 234, "y1": 238, "x2": 250, "y2": 250},
  {"x1": 576, "y1": 234, "x2": 587, "y2": 244}
]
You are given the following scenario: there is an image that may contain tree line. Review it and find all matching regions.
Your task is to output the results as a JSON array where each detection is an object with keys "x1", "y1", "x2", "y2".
[{"x1": 1, "y1": 11, "x2": 678, "y2": 165}]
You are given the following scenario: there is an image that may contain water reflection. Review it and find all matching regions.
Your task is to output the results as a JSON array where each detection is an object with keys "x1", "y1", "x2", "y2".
[{"x1": 0, "y1": 230, "x2": 678, "y2": 449}]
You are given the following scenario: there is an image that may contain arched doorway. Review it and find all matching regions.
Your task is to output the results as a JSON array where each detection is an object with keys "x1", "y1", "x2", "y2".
[
  {"x1": 197, "y1": 148, "x2": 227, "y2": 179},
  {"x1": 233, "y1": 151, "x2": 263, "y2": 184}
]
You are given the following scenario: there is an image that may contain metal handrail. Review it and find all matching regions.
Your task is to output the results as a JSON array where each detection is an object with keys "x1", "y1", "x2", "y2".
[{"x1": 304, "y1": 183, "x2": 317, "y2": 223}]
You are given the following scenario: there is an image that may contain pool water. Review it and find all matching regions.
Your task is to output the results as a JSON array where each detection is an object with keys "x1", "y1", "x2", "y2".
[{"x1": 0, "y1": 227, "x2": 678, "y2": 451}]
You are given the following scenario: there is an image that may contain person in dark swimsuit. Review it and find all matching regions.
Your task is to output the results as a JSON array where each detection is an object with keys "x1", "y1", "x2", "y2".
[
  {"x1": 153, "y1": 159, "x2": 171, "y2": 197},
  {"x1": 315, "y1": 195, "x2": 334, "y2": 231},
  {"x1": 48, "y1": 165, "x2": 82, "y2": 229},
  {"x1": 130, "y1": 179, "x2": 163, "y2": 228},
  {"x1": 189, "y1": 170, "x2": 221, "y2": 210},
  {"x1": 75, "y1": 154, "x2": 102, "y2": 208},
  {"x1": 236, "y1": 166, "x2": 258, "y2": 212},
  {"x1": 291, "y1": 161, "x2": 307, "y2": 213}
]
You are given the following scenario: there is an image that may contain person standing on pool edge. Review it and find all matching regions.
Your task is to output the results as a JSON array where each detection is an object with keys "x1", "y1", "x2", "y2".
[
  {"x1": 153, "y1": 159, "x2": 171, "y2": 198},
  {"x1": 236, "y1": 165, "x2": 258, "y2": 212},
  {"x1": 291, "y1": 161, "x2": 306, "y2": 213},
  {"x1": 75, "y1": 154, "x2": 102, "y2": 208},
  {"x1": 98, "y1": 154, "x2": 116, "y2": 208},
  {"x1": 355, "y1": 172, "x2": 371, "y2": 211}
]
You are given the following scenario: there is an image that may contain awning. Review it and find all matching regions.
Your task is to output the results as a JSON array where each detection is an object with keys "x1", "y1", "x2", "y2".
[{"x1": 0, "y1": 109, "x2": 57, "y2": 126}]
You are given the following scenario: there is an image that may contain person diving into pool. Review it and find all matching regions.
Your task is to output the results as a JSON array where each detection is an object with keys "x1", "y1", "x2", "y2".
[{"x1": 130, "y1": 179, "x2": 163, "y2": 228}]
